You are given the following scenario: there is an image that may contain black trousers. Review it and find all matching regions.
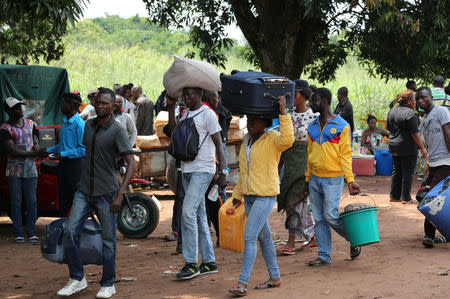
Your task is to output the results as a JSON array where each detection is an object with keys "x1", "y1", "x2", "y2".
[
  {"x1": 390, "y1": 155, "x2": 417, "y2": 202},
  {"x1": 205, "y1": 186, "x2": 223, "y2": 242},
  {"x1": 422, "y1": 165, "x2": 450, "y2": 238},
  {"x1": 57, "y1": 158, "x2": 83, "y2": 217},
  {"x1": 171, "y1": 170, "x2": 184, "y2": 245}
]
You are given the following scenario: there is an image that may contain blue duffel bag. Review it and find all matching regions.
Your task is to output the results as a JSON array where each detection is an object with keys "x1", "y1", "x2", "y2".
[
  {"x1": 41, "y1": 216, "x2": 103, "y2": 265},
  {"x1": 418, "y1": 176, "x2": 450, "y2": 238}
]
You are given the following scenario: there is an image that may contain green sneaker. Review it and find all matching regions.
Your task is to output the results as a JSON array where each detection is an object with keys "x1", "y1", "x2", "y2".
[
  {"x1": 176, "y1": 263, "x2": 199, "y2": 280},
  {"x1": 199, "y1": 262, "x2": 218, "y2": 275}
]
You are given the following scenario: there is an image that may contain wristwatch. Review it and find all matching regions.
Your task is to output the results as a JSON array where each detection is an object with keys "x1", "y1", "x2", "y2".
[{"x1": 219, "y1": 168, "x2": 228, "y2": 175}]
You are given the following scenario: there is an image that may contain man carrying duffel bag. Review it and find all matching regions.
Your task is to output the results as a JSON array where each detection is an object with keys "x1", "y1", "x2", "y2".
[{"x1": 56, "y1": 88, "x2": 136, "y2": 298}]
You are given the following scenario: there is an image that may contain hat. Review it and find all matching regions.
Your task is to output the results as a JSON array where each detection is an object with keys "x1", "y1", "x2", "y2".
[
  {"x1": 87, "y1": 89, "x2": 99, "y2": 98},
  {"x1": 294, "y1": 79, "x2": 309, "y2": 92},
  {"x1": 5, "y1": 97, "x2": 25, "y2": 108}
]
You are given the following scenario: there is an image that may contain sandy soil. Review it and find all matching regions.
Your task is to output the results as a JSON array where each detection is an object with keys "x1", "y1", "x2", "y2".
[{"x1": 1, "y1": 176, "x2": 449, "y2": 299}]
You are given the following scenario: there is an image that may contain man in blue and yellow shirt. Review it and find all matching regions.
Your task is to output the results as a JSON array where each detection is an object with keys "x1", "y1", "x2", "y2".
[{"x1": 304, "y1": 87, "x2": 361, "y2": 266}]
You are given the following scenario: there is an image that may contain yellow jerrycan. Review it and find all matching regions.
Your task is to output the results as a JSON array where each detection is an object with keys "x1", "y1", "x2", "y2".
[{"x1": 219, "y1": 198, "x2": 247, "y2": 253}]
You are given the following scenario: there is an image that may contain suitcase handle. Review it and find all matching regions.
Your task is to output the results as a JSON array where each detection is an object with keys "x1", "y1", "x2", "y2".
[
  {"x1": 264, "y1": 92, "x2": 292, "y2": 100},
  {"x1": 259, "y1": 77, "x2": 288, "y2": 89}
]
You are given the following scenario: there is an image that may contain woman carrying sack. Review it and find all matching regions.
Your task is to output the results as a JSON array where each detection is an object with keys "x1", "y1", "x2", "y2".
[{"x1": 229, "y1": 96, "x2": 294, "y2": 297}]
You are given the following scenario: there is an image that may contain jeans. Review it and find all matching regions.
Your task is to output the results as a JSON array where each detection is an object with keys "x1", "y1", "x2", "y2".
[
  {"x1": 63, "y1": 190, "x2": 117, "y2": 286},
  {"x1": 172, "y1": 170, "x2": 184, "y2": 245},
  {"x1": 8, "y1": 176, "x2": 38, "y2": 238},
  {"x1": 58, "y1": 158, "x2": 83, "y2": 217},
  {"x1": 309, "y1": 175, "x2": 347, "y2": 263},
  {"x1": 390, "y1": 155, "x2": 417, "y2": 201},
  {"x1": 239, "y1": 195, "x2": 280, "y2": 285},
  {"x1": 181, "y1": 172, "x2": 215, "y2": 264}
]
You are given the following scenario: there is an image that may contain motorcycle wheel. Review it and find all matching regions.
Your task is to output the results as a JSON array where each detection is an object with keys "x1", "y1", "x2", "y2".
[{"x1": 117, "y1": 193, "x2": 159, "y2": 239}]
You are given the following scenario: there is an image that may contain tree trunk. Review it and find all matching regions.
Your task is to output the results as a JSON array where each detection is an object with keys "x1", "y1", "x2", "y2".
[{"x1": 231, "y1": 0, "x2": 325, "y2": 79}]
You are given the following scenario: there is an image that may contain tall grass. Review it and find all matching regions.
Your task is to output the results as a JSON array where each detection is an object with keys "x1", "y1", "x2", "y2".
[{"x1": 46, "y1": 47, "x2": 405, "y2": 130}]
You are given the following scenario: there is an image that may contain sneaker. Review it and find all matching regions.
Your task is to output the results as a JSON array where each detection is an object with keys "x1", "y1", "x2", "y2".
[
  {"x1": 422, "y1": 237, "x2": 434, "y2": 248},
  {"x1": 96, "y1": 285, "x2": 116, "y2": 298},
  {"x1": 199, "y1": 262, "x2": 218, "y2": 275},
  {"x1": 176, "y1": 263, "x2": 200, "y2": 280},
  {"x1": 28, "y1": 236, "x2": 39, "y2": 244},
  {"x1": 14, "y1": 236, "x2": 25, "y2": 243},
  {"x1": 57, "y1": 277, "x2": 87, "y2": 296}
]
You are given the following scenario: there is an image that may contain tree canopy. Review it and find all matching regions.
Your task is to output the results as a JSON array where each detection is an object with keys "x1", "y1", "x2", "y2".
[
  {"x1": 144, "y1": 0, "x2": 449, "y2": 83},
  {"x1": 0, "y1": 0, "x2": 86, "y2": 64}
]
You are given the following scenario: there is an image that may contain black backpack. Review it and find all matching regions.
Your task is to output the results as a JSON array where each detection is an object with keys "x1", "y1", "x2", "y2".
[{"x1": 168, "y1": 109, "x2": 208, "y2": 161}]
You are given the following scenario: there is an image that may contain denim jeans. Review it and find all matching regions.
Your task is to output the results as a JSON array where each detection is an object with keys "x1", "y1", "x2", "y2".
[
  {"x1": 63, "y1": 190, "x2": 117, "y2": 286},
  {"x1": 181, "y1": 172, "x2": 215, "y2": 264},
  {"x1": 239, "y1": 195, "x2": 280, "y2": 285},
  {"x1": 8, "y1": 176, "x2": 38, "y2": 238},
  {"x1": 308, "y1": 175, "x2": 347, "y2": 263}
]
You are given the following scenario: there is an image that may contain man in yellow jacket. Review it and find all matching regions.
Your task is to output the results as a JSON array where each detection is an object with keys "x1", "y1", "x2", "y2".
[{"x1": 304, "y1": 87, "x2": 361, "y2": 266}]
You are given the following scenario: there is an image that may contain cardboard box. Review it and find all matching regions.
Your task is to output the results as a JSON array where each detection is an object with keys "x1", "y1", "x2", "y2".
[
  {"x1": 228, "y1": 128, "x2": 245, "y2": 142},
  {"x1": 230, "y1": 115, "x2": 247, "y2": 130}
]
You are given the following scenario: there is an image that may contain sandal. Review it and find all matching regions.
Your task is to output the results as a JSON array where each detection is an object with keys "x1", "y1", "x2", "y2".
[
  {"x1": 255, "y1": 280, "x2": 281, "y2": 290},
  {"x1": 422, "y1": 237, "x2": 434, "y2": 248},
  {"x1": 229, "y1": 285, "x2": 248, "y2": 297},
  {"x1": 434, "y1": 236, "x2": 447, "y2": 244},
  {"x1": 299, "y1": 242, "x2": 317, "y2": 251},
  {"x1": 350, "y1": 246, "x2": 361, "y2": 260},
  {"x1": 308, "y1": 258, "x2": 329, "y2": 266},
  {"x1": 279, "y1": 246, "x2": 295, "y2": 255},
  {"x1": 163, "y1": 232, "x2": 178, "y2": 242},
  {"x1": 389, "y1": 198, "x2": 401, "y2": 202}
]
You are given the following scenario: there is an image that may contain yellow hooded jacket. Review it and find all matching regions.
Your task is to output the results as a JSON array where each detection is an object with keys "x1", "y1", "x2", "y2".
[{"x1": 232, "y1": 114, "x2": 294, "y2": 200}]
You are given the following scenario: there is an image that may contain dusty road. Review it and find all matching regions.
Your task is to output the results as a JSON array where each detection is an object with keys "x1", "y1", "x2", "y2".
[{"x1": 0, "y1": 176, "x2": 449, "y2": 299}]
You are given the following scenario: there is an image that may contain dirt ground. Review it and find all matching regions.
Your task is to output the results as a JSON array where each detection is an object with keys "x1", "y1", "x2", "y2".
[{"x1": 1, "y1": 176, "x2": 449, "y2": 299}]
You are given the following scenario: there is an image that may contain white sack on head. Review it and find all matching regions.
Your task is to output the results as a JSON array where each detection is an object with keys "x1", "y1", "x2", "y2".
[{"x1": 163, "y1": 56, "x2": 221, "y2": 98}]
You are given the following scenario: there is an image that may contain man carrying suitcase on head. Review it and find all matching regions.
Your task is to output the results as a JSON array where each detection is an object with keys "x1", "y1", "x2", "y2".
[{"x1": 57, "y1": 88, "x2": 136, "y2": 298}]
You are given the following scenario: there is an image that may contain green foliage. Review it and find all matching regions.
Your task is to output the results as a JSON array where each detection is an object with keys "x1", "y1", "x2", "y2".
[{"x1": 0, "y1": 0, "x2": 87, "y2": 64}]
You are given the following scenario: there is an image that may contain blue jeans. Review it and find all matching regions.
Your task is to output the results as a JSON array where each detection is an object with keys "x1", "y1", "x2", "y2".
[
  {"x1": 8, "y1": 176, "x2": 38, "y2": 238},
  {"x1": 239, "y1": 195, "x2": 280, "y2": 285},
  {"x1": 181, "y1": 172, "x2": 215, "y2": 264},
  {"x1": 309, "y1": 175, "x2": 347, "y2": 263},
  {"x1": 63, "y1": 190, "x2": 117, "y2": 286}
]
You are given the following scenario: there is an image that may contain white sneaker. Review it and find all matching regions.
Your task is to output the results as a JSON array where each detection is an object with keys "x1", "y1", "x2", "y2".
[
  {"x1": 96, "y1": 285, "x2": 116, "y2": 298},
  {"x1": 57, "y1": 277, "x2": 87, "y2": 296}
]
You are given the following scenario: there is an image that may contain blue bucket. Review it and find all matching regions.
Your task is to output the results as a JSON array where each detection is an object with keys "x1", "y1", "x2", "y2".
[{"x1": 374, "y1": 150, "x2": 393, "y2": 175}]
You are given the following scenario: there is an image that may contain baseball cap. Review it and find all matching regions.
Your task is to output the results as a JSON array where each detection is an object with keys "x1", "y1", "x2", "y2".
[
  {"x1": 5, "y1": 97, "x2": 25, "y2": 108},
  {"x1": 294, "y1": 79, "x2": 309, "y2": 92}
]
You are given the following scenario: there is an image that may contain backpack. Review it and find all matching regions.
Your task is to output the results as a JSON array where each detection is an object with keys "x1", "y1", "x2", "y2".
[
  {"x1": 168, "y1": 109, "x2": 208, "y2": 161},
  {"x1": 41, "y1": 216, "x2": 103, "y2": 265}
]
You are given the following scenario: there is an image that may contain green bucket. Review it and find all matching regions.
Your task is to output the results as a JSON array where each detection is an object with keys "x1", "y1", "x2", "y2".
[{"x1": 339, "y1": 207, "x2": 380, "y2": 247}]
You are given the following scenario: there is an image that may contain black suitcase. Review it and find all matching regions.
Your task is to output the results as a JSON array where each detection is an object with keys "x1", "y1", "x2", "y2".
[{"x1": 220, "y1": 71, "x2": 295, "y2": 118}]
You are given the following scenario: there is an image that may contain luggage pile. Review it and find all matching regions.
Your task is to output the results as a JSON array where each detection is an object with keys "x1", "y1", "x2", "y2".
[
  {"x1": 221, "y1": 71, "x2": 295, "y2": 118},
  {"x1": 135, "y1": 111, "x2": 171, "y2": 150},
  {"x1": 227, "y1": 116, "x2": 247, "y2": 142}
]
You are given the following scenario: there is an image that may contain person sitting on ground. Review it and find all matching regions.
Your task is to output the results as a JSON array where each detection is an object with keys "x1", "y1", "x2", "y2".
[
  {"x1": 166, "y1": 88, "x2": 227, "y2": 280},
  {"x1": 416, "y1": 86, "x2": 450, "y2": 248},
  {"x1": 278, "y1": 79, "x2": 318, "y2": 256},
  {"x1": 304, "y1": 88, "x2": 362, "y2": 266},
  {"x1": 132, "y1": 85, "x2": 155, "y2": 136},
  {"x1": 229, "y1": 96, "x2": 294, "y2": 297},
  {"x1": 79, "y1": 89, "x2": 98, "y2": 121},
  {"x1": 114, "y1": 94, "x2": 137, "y2": 146},
  {"x1": 0, "y1": 97, "x2": 45, "y2": 243},
  {"x1": 387, "y1": 90, "x2": 428, "y2": 204},
  {"x1": 360, "y1": 115, "x2": 390, "y2": 155}
]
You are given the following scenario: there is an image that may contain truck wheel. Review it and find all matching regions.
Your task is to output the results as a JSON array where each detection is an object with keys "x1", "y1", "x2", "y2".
[
  {"x1": 166, "y1": 157, "x2": 177, "y2": 194},
  {"x1": 117, "y1": 193, "x2": 159, "y2": 239}
]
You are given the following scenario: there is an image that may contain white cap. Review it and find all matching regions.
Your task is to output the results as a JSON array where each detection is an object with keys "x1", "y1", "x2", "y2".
[{"x1": 5, "y1": 97, "x2": 24, "y2": 108}]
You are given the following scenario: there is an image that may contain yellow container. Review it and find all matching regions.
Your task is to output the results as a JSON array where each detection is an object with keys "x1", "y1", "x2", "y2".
[{"x1": 219, "y1": 199, "x2": 247, "y2": 253}]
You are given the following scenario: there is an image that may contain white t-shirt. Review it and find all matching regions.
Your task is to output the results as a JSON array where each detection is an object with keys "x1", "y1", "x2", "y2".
[
  {"x1": 181, "y1": 105, "x2": 221, "y2": 174},
  {"x1": 291, "y1": 108, "x2": 319, "y2": 141}
]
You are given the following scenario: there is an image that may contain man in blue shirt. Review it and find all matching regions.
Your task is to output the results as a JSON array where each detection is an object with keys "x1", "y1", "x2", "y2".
[{"x1": 45, "y1": 93, "x2": 86, "y2": 217}]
